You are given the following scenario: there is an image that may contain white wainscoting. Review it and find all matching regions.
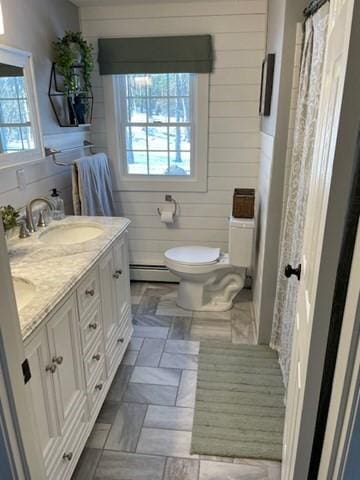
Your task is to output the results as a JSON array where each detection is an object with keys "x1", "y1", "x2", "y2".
[{"x1": 80, "y1": 0, "x2": 267, "y2": 266}]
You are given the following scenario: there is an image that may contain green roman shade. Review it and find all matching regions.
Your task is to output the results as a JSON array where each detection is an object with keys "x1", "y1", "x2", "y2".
[{"x1": 98, "y1": 35, "x2": 213, "y2": 74}]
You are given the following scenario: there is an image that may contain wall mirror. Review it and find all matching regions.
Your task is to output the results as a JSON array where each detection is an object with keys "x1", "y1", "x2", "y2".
[{"x1": 0, "y1": 45, "x2": 43, "y2": 169}]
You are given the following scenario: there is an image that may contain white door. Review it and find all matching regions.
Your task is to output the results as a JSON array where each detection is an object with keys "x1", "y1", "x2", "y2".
[{"x1": 282, "y1": 1, "x2": 357, "y2": 478}]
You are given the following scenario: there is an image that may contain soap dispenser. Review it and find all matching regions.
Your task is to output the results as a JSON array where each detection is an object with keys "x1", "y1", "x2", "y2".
[{"x1": 50, "y1": 188, "x2": 65, "y2": 220}]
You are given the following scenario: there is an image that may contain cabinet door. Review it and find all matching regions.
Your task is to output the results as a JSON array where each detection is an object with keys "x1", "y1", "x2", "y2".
[
  {"x1": 99, "y1": 248, "x2": 117, "y2": 348},
  {"x1": 25, "y1": 329, "x2": 59, "y2": 465},
  {"x1": 112, "y1": 233, "x2": 131, "y2": 324},
  {"x1": 46, "y1": 295, "x2": 86, "y2": 437}
]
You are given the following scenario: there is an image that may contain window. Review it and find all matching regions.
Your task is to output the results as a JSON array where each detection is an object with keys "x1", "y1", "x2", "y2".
[
  {"x1": 104, "y1": 72, "x2": 209, "y2": 192},
  {"x1": 120, "y1": 73, "x2": 193, "y2": 176},
  {"x1": 0, "y1": 71, "x2": 34, "y2": 153}
]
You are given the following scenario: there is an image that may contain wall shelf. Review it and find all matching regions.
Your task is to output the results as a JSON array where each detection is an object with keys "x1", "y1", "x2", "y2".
[{"x1": 48, "y1": 63, "x2": 93, "y2": 128}]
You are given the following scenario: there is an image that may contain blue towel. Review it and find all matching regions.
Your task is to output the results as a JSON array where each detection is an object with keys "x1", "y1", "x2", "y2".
[{"x1": 73, "y1": 153, "x2": 115, "y2": 216}]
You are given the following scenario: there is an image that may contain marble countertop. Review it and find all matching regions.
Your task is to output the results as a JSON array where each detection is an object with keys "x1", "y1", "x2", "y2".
[{"x1": 8, "y1": 216, "x2": 131, "y2": 341}]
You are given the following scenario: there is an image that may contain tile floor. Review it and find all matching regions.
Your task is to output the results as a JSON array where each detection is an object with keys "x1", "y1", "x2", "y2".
[{"x1": 72, "y1": 282, "x2": 281, "y2": 480}]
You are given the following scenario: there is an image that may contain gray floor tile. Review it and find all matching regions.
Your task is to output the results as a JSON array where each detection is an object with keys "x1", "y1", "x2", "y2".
[
  {"x1": 133, "y1": 326, "x2": 169, "y2": 339},
  {"x1": 193, "y1": 310, "x2": 232, "y2": 320},
  {"x1": 94, "y1": 451, "x2": 165, "y2": 480},
  {"x1": 136, "y1": 428, "x2": 196, "y2": 458},
  {"x1": 168, "y1": 317, "x2": 193, "y2": 340},
  {"x1": 191, "y1": 320, "x2": 231, "y2": 341},
  {"x1": 144, "y1": 405, "x2": 194, "y2": 431},
  {"x1": 200, "y1": 455, "x2": 233, "y2": 464},
  {"x1": 72, "y1": 448, "x2": 102, "y2": 480},
  {"x1": 128, "y1": 337, "x2": 144, "y2": 351},
  {"x1": 164, "y1": 458, "x2": 199, "y2": 480},
  {"x1": 123, "y1": 383, "x2": 177, "y2": 406},
  {"x1": 130, "y1": 366, "x2": 181, "y2": 386},
  {"x1": 134, "y1": 314, "x2": 172, "y2": 327},
  {"x1": 123, "y1": 349, "x2": 139, "y2": 366},
  {"x1": 137, "y1": 296, "x2": 160, "y2": 315},
  {"x1": 233, "y1": 459, "x2": 281, "y2": 480},
  {"x1": 176, "y1": 370, "x2": 197, "y2": 407},
  {"x1": 165, "y1": 339, "x2": 200, "y2": 355},
  {"x1": 156, "y1": 297, "x2": 193, "y2": 317},
  {"x1": 231, "y1": 307, "x2": 256, "y2": 345},
  {"x1": 199, "y1": 460, "x2": 268, "y2": 480},
  {"x1": 136, "y1": 338, "x2": 165, "y2": 367},
  {"x1": 105, "y1": 402, "x2": 147, "y2": 452},
  {"x1": 97, "y1": 400, "x2": 120, "y2": 425},
  {"x1": 106, "y1": 365, "x2": 133, "y2": 402},
  {"x1": 160, "y1": 352, "x2": 198, "y2": 370},
  {"x1": 86, "y1": 423, "x2": 111, "y2": 449}
]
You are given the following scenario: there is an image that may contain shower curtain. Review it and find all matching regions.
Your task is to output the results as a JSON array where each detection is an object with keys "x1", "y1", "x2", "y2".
[{"x1": 270, "y1": 4, "x2": 329, "y2": 386}]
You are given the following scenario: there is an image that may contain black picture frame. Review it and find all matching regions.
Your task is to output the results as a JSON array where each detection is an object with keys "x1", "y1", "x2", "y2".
[{"x1": 259, "y1": 53, "x2": 275, "y2": 117}]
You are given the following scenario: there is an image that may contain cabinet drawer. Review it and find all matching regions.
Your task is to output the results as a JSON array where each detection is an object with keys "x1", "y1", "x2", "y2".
[
  {"x1": 80, "y1": 302, "x2": 103, "y2": 354},
  {"x1": 88, "y1": 362, "x2": 107, "y2": 416},
  {"x1": 83, "y1": 334, "x2": 104, "y2": 387},
  {"x1": 77, "y1": 268, "x2": 100, "y2": 319}
]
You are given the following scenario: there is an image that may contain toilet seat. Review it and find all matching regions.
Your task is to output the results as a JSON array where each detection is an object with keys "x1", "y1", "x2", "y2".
[{"x1": 165, "y1": 246, "x2": 220, "y2": 266}]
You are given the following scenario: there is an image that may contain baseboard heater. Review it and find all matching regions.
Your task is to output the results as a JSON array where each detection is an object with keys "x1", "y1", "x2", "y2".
[{"x1": 130, "y1": 264, "x2": 178, "y2": 282}]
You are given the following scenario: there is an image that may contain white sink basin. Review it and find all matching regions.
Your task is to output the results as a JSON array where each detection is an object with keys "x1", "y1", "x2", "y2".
[
  {"x1": 13, "y1": 277, "x2": 36, "y2": 311},
  {"x1": 39, "y1": 223, "x2": 105, "y2": 245}
]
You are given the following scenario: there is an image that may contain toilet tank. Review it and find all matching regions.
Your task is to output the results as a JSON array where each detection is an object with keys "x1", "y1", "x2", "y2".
[{"x1": 228, "y1": 216, "x2": 255, "y2": 267}]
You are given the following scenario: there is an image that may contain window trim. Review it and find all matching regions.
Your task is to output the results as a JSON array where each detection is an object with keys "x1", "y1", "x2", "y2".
[
  {"x1": 103, "y1": 72, "x2": 209, "y2": 192},
  {"x1": 0, "y1": 45, "x2": 44, "y2": 170}
]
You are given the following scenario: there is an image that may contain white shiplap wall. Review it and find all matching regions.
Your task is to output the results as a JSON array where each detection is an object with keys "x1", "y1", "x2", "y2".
[{"x1": 80, "y1": 0, "x2": 267, "y2": 265}]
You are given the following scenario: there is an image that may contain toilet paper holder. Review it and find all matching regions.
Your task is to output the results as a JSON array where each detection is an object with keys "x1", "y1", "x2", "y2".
[{"x1": 157, "y1": 194, "x2": 178, "y2": 217}]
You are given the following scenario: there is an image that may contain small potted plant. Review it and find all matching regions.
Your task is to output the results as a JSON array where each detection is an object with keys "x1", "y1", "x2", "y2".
[
  {"x1": 1, "y1": 205, "x2": 20, "y2": 239},
  {"x1": 52, "y1": 31, "x2": 94, "y2": 124}
]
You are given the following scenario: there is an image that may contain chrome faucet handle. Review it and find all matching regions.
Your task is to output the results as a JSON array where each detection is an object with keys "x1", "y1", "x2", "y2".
[
  {"x1": 19, "y1": 220, "x2": 30, "y2": 239},
  {"x1": 37, "y1": 209, "x2": 48, "y2": 228}
]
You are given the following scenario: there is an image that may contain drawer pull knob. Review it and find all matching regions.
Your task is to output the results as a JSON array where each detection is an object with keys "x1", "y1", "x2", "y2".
[
  {"x1": 113, "y1": 272, "x2": 120, "y2": 279},
  {"x1": 63, "y1": 452, "x2": 73, "y2": 461},
  {"x1": 117, "y1": 337, "x2": 124, "y2": 344},
  {"x1": 95, "y1": 383, "x2": 103, "y2": 391},
  {"x1": 85, "y1": 289, "x2": 95, "y2": 297},
  {"x1": 45, "y1": 364, "x2": 57, "y2": 374},
  {"x1": 89, "y1": 322, "x2": 98, "y2": 330},
  {"x1": 92, "y1": 353, "x2": 101, "y2": 361},
  {"x1": 53, "y1": 356, "x2": 63, "y2": 365},
  {"x1": 116, "y1": 269, "x2": 123, "y2": 275}
]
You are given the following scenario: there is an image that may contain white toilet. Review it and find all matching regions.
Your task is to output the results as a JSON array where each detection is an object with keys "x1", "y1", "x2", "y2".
[{"x1": 164, "y1": 217, "x2": 255, "y2": 311}]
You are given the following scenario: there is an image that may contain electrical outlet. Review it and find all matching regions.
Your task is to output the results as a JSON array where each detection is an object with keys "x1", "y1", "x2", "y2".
[{"x1": 16, "y1": 169, "x2": 26, "y2": 190}]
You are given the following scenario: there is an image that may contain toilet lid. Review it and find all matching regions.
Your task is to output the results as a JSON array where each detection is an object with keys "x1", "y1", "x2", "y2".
[{"x1": 165, "y1": 246, "x2": 220, "y2": 265}]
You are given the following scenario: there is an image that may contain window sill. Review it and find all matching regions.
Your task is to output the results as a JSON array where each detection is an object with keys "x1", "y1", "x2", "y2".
[{"x1": 114, "y1": 174, "x2": 208, "y2": 192}]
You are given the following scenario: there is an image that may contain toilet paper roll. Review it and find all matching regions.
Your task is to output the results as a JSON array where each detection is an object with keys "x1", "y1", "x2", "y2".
[{"x1": 161, "y1": 210, "x2": 174, "y2": 224}]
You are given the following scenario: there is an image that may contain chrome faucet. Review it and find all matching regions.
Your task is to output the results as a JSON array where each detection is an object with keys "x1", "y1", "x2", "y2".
[{"x1": 25, "y1": 197, "x2": 54, "y2": 233}]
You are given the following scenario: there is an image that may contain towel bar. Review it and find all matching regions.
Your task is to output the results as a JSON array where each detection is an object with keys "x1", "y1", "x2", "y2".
[{"x1": 45, "y1": 140, "x2": 95, "y2": 166}]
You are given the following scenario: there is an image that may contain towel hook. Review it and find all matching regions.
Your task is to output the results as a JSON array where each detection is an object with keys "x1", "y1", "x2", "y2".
[{"x1": 157, "y1": 194, "x2": 178, "y2": 217}]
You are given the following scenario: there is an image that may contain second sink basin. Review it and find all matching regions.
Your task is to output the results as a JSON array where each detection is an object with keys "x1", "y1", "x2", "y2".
[
  {"x1": 13, "y1": 277, "x2": 36, "y2": 311},
  {"x1": 39, "y1": 223, "x2": 105, "y2": 245}
]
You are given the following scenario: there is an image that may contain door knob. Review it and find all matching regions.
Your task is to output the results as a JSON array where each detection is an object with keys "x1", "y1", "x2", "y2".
[
  {"x1": 284, "y1": 264, "x2": 301, "y2": 281},
  {"x1": 85, "y1": 289, "x2": 95, "y2": 297}
]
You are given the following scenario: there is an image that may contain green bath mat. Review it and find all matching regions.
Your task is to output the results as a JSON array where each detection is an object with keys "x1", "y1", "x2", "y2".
[{"x1": 191, "y1": 341, "x2": 285, "y2": 460}]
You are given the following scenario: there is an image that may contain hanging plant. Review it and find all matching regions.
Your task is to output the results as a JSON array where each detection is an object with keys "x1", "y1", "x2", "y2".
[
  {"x1": 53, "y1": 31, "x2": 94, "y2": 95},
  {"x1": 1, "y1": 205, "x2": 19, "y2": 232}
]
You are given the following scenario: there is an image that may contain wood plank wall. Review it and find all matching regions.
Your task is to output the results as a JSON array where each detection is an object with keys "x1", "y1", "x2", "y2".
[{"x1": 80, "y1": 0, "x2": 267, "y2": 266}]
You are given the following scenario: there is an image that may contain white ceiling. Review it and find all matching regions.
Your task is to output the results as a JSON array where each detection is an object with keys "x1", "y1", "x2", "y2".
[{"x1": 71, "y1": 0, "x2": 223, "y2": 6}]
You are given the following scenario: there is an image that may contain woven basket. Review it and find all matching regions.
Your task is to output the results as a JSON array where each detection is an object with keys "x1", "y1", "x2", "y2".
[{"x1": 232, "y1": 188, "x2": 255, "y2": 218}]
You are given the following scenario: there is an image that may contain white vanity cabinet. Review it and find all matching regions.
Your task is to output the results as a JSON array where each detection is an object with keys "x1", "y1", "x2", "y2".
[{"x1": 24, "y1": 231, "x2": 133, "y2": 480}]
